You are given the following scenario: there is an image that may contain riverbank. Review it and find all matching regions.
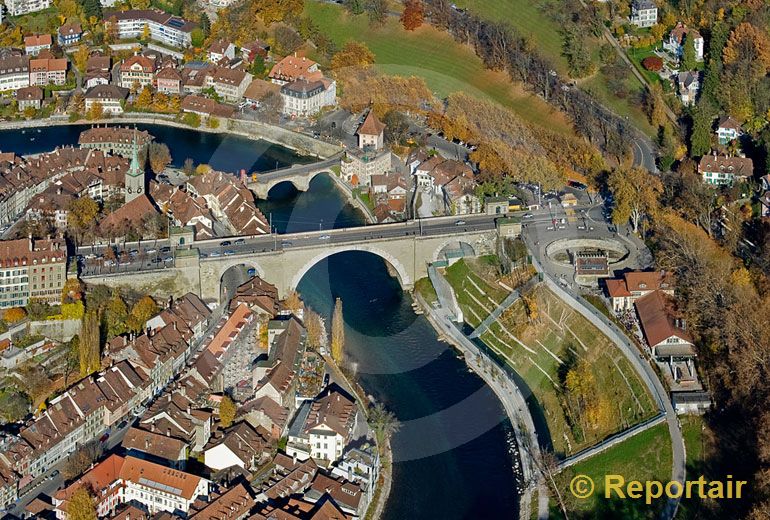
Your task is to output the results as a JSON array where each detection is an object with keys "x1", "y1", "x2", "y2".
[
  {"x1": 320, "y1": 351, "x2": 393, "y2": 520},
  {"x1": 0, "y1": 114, "x2": 343, "y2": 159},
  {"x1": 414, "y1": 290, "x2": 548, "y2": 520},
  {"x1": 326, "y1": 171, "x2": 377, "y2": 224}
]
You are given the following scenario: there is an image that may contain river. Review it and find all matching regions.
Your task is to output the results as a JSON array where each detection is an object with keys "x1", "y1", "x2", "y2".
[{"x1": 0, "y1": 123, "x2": 521, "y2": 518}]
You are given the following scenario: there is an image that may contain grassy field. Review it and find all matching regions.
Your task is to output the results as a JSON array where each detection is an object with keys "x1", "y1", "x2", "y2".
[
  {"x1": 304, "y1": 1, "x2": 572, "y2": 133},
  {"x1": 447, "y1": 0, "x2": 656, "y2": 136},
  {"x1": 452, "y1": 0, "x2": 568, "y2": 75},
  {"x1": 554, "y1": 423, "x2": 673, "y2": 518},
  {"x1": 676, "y1": 415, "x2": 710, "y2": 520},
  {"x1": 582, "y1": 74, "x2": 656, "y2": 136},
  {"x1": 444, "y1": 259, "x2": 658, "y2": 456}
]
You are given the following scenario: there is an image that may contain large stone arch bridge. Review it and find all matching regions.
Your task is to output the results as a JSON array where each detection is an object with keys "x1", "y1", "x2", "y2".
[{"x1": 80, "y1": 217, "x2": 511, "y2": 304}]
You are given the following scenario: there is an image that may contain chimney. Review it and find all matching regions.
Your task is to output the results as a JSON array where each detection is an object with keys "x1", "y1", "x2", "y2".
[{"x1": 166, "y1": 428, "x2": 170, "y2": 437}]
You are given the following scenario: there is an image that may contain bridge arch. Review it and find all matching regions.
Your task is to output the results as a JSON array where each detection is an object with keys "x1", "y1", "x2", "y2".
[
  {"x1": 431, "y1": 237, "x2": 477, "y2": 262},
  {"x1": 289, "y1": 245, "x2": 412, "y2": 293},
  {"x1": 253, "y1": 169, "x2": 334, "y2": 199}
]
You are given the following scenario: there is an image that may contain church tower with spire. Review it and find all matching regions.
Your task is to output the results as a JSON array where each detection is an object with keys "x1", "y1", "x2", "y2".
[{"x1": 125, "y1": 129, "x2": 145, "y2": 203}]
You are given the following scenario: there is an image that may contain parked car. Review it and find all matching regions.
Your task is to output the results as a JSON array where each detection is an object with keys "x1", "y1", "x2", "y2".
[
  {"x1": 160, "y1": 246, "x2": 171, "y2": 254},
  {"x1": 220, "y1": 240, "x2": 231, "y2": 247},
  {"x1": 234, "y1": 238, "x2": 245, "y2": 245},
  {"x1": 247, "y1": 268, "x2": 257, "y2": 277},
  {"x1": 209, "y1": 251, "x2": 221, "y2": 257}
]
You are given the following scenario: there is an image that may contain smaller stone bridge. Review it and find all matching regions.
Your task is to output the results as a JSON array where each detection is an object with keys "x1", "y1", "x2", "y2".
[{"x1": 246, "y1": 153, "x2": 344, "y2": 198}]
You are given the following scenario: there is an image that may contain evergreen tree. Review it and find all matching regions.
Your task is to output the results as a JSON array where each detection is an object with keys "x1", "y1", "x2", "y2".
[
  {"x1": 82, "y1": 0, "x2": 102, "y2": 20},
  {"x1": 690, "y1": 104, "x2": 714, "y2": 157},
  {"x1": 199, "y1": 13, "x2": 211, "y2": 36},
  {"x1": 681, "y1": 34, "x2": 697, "y2": 71}
]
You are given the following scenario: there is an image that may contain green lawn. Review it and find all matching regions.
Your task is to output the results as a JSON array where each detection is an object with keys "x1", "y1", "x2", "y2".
[
  {"x1": 304, "y1": 1, "x2": 571, "y2": 133},
  {"x1": 582, "y1": 74, "x2": 656, "y2": 136},
  {"x1": 452, "y1": 0, "x2": 568, "y2": 75},
  {"x1": 414, "y1": 277, "x2": 438, "y2": 303},
  {"x1": 676, "y1": 416, "x2": 709, "y2": 520},
  {"x1": 554, "y1": 423, "x2": 673, "y2": 518}
]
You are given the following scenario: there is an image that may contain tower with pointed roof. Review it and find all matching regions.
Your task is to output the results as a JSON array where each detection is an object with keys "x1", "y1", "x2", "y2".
[{"x1": 125, "y1": 130, "x2": 145, "y2": 203}]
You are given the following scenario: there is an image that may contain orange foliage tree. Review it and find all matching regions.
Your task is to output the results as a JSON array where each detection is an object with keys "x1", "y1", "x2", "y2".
[{"x1": 401, "y1": 0, "x2": 424, "y2": 31}]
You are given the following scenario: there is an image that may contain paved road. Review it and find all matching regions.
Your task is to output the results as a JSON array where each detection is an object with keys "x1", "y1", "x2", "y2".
[
  {"x1": 632, "y1": 136, "x2": 659, "y2": 173},
  {"x1": 78, "y1": 214, "x2": 501, "y2": 277}
]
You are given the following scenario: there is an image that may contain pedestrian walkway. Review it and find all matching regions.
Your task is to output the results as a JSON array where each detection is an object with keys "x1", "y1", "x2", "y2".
[
  {"x1": 428, "y1": 263, "x2": 463, "y2": 322},
  {"x1": 469, "y1": 275, "x2": 538, "y2": 339}
]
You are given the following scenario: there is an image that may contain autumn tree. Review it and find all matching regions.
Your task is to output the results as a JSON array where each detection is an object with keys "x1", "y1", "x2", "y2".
[
  {"x1": 607, "y1": 167, "x2": 662, "y2": 236},
  {"x1": 67, "y1": 197, "x2": 99, "y2": 245},
  {"x1": 67, "y1": 486, "x2": 97, "y2": 520},
  {"x1": 4, "y1": 307, "x2": 26, "y2": 324},
  {"x1": 723, "y1": 23, "x2": 770, "y2": 79},
  {"x1": 644, "y1": 82, "x2": 666, "y2": 128},
  {"x1": 284, "y1": 290, "x2": 303, "y2": 313},
  {"x1": 564, "y1": 358, "x2": 610, "y2": 434},
  {"x1": 330, "y1": 41, "x2": 375, "y2": 71},
  {"x1": 330, "y1": 297, "x2": 345, "y2": 365},
  {"x1": 87, "y1": 102, "x2": 104, "y2": 121},
  {"x1": 148, "y1": 142, "x2": 172, "y2": 173},
  {"x1": 304, "y1": 310, "x2": 324, "y2": 350},
  {"x1": 135, "y1": 86, "x2": 153, "y2": 110},
  {"x1": 400, "y1": 0, "x2": 424, "y2": 31},
  {"x1": 73, "y1": 45, "x2": 90, "y2": 73},
  {"x1": 219, "y1": 395, "x2": 236, "y2": 427},
  {"x1": 105, "y1": 290, "x2": 128, "y2": 338},
  {"x1": 382, "y1": 110, "x2": 409, "y2": 145},
  {"x1": 273, "y1": 24, "x2": 303, "y2": 56},
  {"x1": 127, "y1": 296, "x2": 158, "y2": 333},
  {"x1": 80, "y1": 310, "x2": 100, "y2": 376},
  {"x1": 62, "y1": 278, "x2": 84, "y2": 304}
]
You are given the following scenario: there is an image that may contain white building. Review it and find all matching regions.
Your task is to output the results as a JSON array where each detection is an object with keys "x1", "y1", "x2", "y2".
[
  {"x1": 84, "y1": 84, "x2": 129, "y2": 115},
  {"x1": 677, "y1": 71, "x2": 700, "y2": 106},
  {"x1": 287, "y1": 386, "x2": 357, "y2": 464},
  {"x1": 664, "y1": 22, "x2": 704, "y2": 62},
  {"x1": 0, "y1": 55, "x2": 30, "y2": 92},
  {"x1": 119, "y1": 457, "x2": 210, "y2": 516},
  {"x1": 280, "y1": 78, "x2": 336, "y2": 118},
  {"x1": 716, "y1": 115, "x2": 742, "y2": 145},
  {"x1": 630, "y1": 0, "x2": 657, "y2": 28},
  {"x1": 207, "y1": 39, "x2": 236, "y2": 64},
  {"x1": 105, "y1": 9, "x2": 196, "y2": 48},
  {"x1": 4, "y1": 0, "x2": 50, "y2": 16}
]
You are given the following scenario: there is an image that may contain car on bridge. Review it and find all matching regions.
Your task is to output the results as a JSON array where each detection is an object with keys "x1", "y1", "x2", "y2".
[
  {"x1": 455, "y1": 220, "x2": 466, "y2": 226},
  {"x1": 234, "y1": 239, "x2": 245, "y2": 245},
  {"x1": 220, "y1": 240, "x2": 231, "y2": 247},
  {"x1": 224, "y1": 250, "x2": 235, "y2": 256},
  {"x1": 319, "y1": 235, "x2": 330, "y2": 240}
]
